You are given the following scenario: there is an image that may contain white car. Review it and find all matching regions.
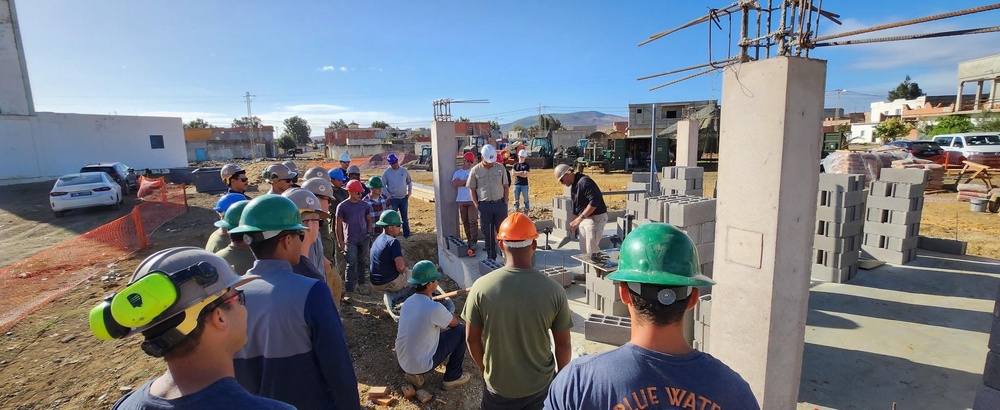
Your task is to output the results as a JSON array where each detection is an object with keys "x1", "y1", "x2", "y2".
[
  {"x1": 932, "y1": 132, "x2": 1000, "y2": 168},
  {"x1": 49, "y1": 172, "x2": 123, "y2": 217}
]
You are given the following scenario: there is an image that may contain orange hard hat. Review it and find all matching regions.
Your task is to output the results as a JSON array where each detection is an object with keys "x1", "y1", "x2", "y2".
[
  {"x1": 463, "y1": 152, "x2": 476, "y2": 163},
  {"x1": 346, "y1": 180, "x2": 364, "y2": 193},
  {"x1": 496, "y1": 212, "x2": 539, "y2": 245}
]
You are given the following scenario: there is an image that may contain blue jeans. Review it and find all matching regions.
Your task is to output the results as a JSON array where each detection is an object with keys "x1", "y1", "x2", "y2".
[
  {"x1": 390, "y1": 198, "x2": 411, "y2": 238},
  {"x1": 513, "y1": 185, "x2": 530, "y2": 211},
  {"x1": 344, "y1": 240, "x2": 369, "y2": 293},
  {"x1": 432, "y1": 323, "x2": 467, "y2": 382}
]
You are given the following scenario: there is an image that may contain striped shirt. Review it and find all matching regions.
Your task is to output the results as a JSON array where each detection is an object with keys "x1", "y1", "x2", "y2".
[{"x1": 363, "y1": 192, "x2": 390, "y2": 235}]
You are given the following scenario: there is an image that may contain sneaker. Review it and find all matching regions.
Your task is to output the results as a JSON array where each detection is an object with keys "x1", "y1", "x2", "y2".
[
  {"x1": 404, "y1": 373, "x2": 425, "y2": 389},
  {"x1": 442, "y1": 372, "x2": 471, "y2": 390}
]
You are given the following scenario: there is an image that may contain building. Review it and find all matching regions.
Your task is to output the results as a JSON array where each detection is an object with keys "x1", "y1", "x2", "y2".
[
  {"x1": 184, "y1": 126, "x2": 275, "y2": 162},
  {"x1": 956, "y1": 54, "x2": 1000, "y2": 112},
  {"x1": 625, "y1": 100, "x2": 720, "y2": 167},
  {"x1": 0, "y1": 0, "x2": 186, "y2": 185}
]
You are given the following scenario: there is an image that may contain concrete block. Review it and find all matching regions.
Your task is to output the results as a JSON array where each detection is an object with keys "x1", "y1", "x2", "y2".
[
  {"x1": 697, "y1": 294, "x2": 712, "y2": 326},
  {"x1": 813, "y1": 235, "x2": 859, "y2": 253},
  {"x1": 667, "y1": 197, "x2": 717, "y2": 227},
  {"x1": 541, "y1": 267, "x2": 572, "y2": 288},
  {"x1": 584, "y1": 314, "x2": 631, "y2": 346},
  {"x1": 679, "y1": 223, "x2": 702, "y2": 246},
  {"x1": 886, "y1": 235, "x2": 919, "y2": 252},
  {"x1": 696, "y1": 242, "x2": 715, "y2": 265},
  {"x1": 665, "y1": 166, "x2": 705, "y2": 180},
  {"x1": 632, "y1": 172, "x2": 652, "y2": 183},
  {"x1": 889, "y1": 210, "x2": 922, "y2": 225},
  {"x1": 478, "y1": 259, "x2": 503, "y2": 276},
  {"x1": 661, "y1": 178, "x2": 697, "y2": 190},
  {"x1": 974, "y1": 383, "x2": 1000, "y2": 410},
  {"x1": 891, "y1": 182, "x2": 924, "y2": 199},
  {"x1": 917, "y1": 236, "x2": 967, "y2": 255},
  {"x1": 815, "y1": 219, "x2": 864, "y2": 238},
  {"x1": 700, "y1": 262, "x2": 714, "y2": 280},
  {"x1": 591, "y1": 275, "x2": 620, "y2": 301},
  {"x1": 869, "y1": 181, "x2": 894, "y2": 197},
  {"x1": 879, "y1": 168, "x2": 930, "y2": 184},
  {"x1": 860, "y1": 246, "x2": 917, "y2": 265},
  {"x1": 864, "y1": 222, "x2": 919, "y2": 239},
  {"x1": 816, "y1": 204, "x2": 863, "y2": 223},
  {"x1": 813, "y1": 249, "x2": 860, "y2": 269},
  {"x1": 866, "y1": 195, "x2": 923, "y2": 213},
  {"x1": 811, "y1": 263, "x2": 858, "y2": 283},
  {"x1": 701, "y1": 221, "x2": 716, "y2": 244},
  {"x1": 818, "y1": 173, "x2": 866, "y2": 192},
  {"x1": 985, "y1": 350, "x2": 1000, "y2": 390},
  {"x1": 817, "y1": 189, "x2": 866, "y2": 208},
  {"x1": 444, "y1": 236, "x2": 470, "y2": 257}
]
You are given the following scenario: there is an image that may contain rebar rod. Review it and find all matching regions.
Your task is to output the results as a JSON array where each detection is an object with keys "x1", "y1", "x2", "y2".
[
  {"x1": 813, "y1": 25, "x2": 1000, "y2": 47},
  {"x1": 812, "y1": 3, "x2": 1000, "y2": 42},
  {"x1": 649, "y1": 66, "x2": 724, "y2": 91}
]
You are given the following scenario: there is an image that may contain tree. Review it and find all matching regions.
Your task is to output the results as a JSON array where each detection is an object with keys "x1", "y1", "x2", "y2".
[
  {"x1": 874, "y1": 118, "x2": 912, "y2": 144},
  {"x1": 529, "y1": 114, "x2": 562, "y2": 135},
  {"x1": 512, "y1": 124, "x2": 526, "y2": 132},
  {"x1": 887, "y1": 75, "x2": 925, "y2": 101},
  {"x1": 371, "y1": 120, "x2": 390, "y2": 129},
  {"x1": 328, "y1": 119, "x2": 348, "y2": 130},
  {"x1": 276, "y1": 135, "x2": 297, "y2": 151},
  {"x1": 924, "y1": 115, "x2": 973, "y2": 137},
  {"x1": 457, "y1": 117, "x2": 470, "y2": 122},
  {"x1": 488, "y1": 120, "x2": 500, "y2": 132},
  {"x1": 184, "y1": 118, "x2": 213, "y2": 129},
  {"x1": 976, "y1": 113, "x2": 1000, "y2": 132},
  {"x1": 283, "y1": 116, "x2": 312, "y2": 144},
  {"x1": 232, "y1": 116, "x2": 262, "y2": 128}
]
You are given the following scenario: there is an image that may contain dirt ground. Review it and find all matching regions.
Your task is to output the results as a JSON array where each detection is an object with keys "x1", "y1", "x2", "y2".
[{"x1": 0, "y1": 156, "x2": 997, "y2": 409}]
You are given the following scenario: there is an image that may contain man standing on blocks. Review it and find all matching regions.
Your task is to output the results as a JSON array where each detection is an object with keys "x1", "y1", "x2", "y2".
[
  {"x1": 554, "y1": 163, "x2": 607, "y2": 257},
  {"x1": 545, "y1": 223, "x2": 758, "y2": 409},
  {"x1": 453, "y1": 152, "x2": 479, "y2": 255},
  {"x1": 394, "y1": 260, "x2": 471, "y2": 391},
  {"x1": 512, "y1": 149, "x2": 531, "y2": 212},
  {"x1": 381, "y1": 153, "x2": 413, "y2": 239},
  {"x1": 462, "y1": 213, "x2": 573, "y2": 409},
  {"x1": 466, "y1": 145, "x2": 510, "y2": 261}
]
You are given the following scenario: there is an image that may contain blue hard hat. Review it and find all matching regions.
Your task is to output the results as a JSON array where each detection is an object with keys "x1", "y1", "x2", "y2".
[
  {"x1": 214, "y1": 193, "x2": 247, "y2": 213},
  {"x1": 328, "y1": 168, "x2": 348, "y2": 182},
  {"x1": 387, "y1": 153, "x2": 399, "y2": 164}
]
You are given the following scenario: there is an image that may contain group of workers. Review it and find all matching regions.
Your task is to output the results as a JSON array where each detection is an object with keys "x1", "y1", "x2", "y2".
[{"x1": 88, "y1": 148, "x2": 759, "y2": 409}]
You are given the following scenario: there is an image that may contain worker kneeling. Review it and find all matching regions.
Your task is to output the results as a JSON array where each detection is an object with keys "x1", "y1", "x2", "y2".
[{"x1": 394, "y1": 260, "x2": 472, "y2": 390}]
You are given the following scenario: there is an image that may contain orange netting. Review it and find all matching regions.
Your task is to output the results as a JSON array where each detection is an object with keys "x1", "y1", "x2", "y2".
[{"x1": 0, "y1": 176, "x2": 188, "y2": 332}]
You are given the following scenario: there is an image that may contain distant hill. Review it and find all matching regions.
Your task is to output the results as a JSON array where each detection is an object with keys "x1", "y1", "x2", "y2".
[{"x1": 499, "y1": 111, "x2": 625, "y2": 133}]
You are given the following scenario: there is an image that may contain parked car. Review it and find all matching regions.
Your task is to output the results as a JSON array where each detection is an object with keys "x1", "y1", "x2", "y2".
[
  {"x1": 50, "y1": 172, "x2": 123, "y2": 217},
  {"x1": 887, "y1": 140, "x2": 945, "y2": 159},
  {"x1": 932, "y1": 133, "x2": 1000, "y2": 167},
  {"x1": 80, "y1": 162, "x2": 138, "y2": 195}
]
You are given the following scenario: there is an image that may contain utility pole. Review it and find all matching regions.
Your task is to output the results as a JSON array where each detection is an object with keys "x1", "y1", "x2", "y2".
[
  {"x1": 245, "y1": 92, "x2": 256, "y2": 159},
  {"x1": 649, "y1": 103, "x2": 657, "y2": 188}
]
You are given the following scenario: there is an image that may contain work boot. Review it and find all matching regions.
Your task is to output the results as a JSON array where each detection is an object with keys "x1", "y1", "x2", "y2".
[
  {"x1": 357, "y1": 283, "x2": 372, "y2": 296},
  {"x1": 442, "y1": 372, "x2": 472, "y2": 390},
  {"x1": 404, "y1": 373, "x2": 425, "y2": 389}
]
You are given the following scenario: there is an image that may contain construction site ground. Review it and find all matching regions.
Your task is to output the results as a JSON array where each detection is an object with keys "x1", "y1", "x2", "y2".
[{"x1": 0, "y1": 156, "x2": 998, "y2": 409}]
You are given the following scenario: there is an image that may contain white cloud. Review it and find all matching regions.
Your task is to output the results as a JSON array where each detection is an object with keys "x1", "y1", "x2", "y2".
[
  {"x1": 321, "y1": 65, "x2": 336, "y2": 71},
  {"x1": 340, "y1": 66, "x2": 349, "y2": 72}
]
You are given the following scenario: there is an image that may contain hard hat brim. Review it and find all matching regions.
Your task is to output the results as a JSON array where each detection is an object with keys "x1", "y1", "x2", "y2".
[{"x1": 606, "y1": 269, "x2": 716, "y2": 287}]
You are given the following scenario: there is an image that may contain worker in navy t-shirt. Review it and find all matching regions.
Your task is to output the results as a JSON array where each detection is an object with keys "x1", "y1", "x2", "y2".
[{"x1": 545, "y1": 224, "x2": 759, "y2": 410}]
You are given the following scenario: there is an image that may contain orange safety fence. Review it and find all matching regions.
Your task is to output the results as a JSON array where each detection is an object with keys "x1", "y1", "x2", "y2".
[{"x1": 0, "y1": 176, "x2": 188, "y2": 332}]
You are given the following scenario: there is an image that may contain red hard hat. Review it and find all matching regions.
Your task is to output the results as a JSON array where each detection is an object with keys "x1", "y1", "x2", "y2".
[
  {"x1": 463, "y1": 152, "x2": 476, "y2": 162},
  {"x1": 346, "y1": 180, "x2": 364, "y2": 193}
]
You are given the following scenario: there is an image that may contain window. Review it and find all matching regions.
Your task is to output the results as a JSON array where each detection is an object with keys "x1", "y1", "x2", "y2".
[
  {"x1": 860, "y1": 130, "x2": 866, "y2": 137},
  {"x1": 150, "y1": 135, "x2": 164, "y2": 149},
  {"x1": 661, "y1": 110, "x2": 678, "y2": 119},
  {"x1": 636, "y1": 108, "x2": 643, "y2": 114}
]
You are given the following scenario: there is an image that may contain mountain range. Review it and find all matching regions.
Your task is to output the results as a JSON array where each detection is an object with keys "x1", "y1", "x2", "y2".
[{"x1": 499, "y1": 111, "x2": 625, "y2": 133}]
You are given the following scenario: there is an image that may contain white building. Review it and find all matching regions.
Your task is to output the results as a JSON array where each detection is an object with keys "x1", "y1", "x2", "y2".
[{"x1": 0, "y1": 0, "x2": 186, "y2": 185}]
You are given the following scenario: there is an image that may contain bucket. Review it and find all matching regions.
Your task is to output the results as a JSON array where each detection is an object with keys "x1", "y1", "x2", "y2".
[{"x1": 970, "y1": 198, "x2": 988, "y2": 212}]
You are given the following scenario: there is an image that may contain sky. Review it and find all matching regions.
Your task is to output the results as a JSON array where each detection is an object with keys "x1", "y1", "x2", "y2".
[{"x1": 14, "y1": 1, "x2": 1000, "y2": 136}]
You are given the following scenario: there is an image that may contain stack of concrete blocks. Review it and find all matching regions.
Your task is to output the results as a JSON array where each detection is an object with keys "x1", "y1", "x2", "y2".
[
  {"x1": 584, "y1": 313, "x2": 631, "y2": 346},
  {"x1": 641, "y1": 195, "x2": 717, "y2": 282},
  {"x1": 443, "y1": 235, "x2": 470, "y2": 258},
  {"x1": 630, "y1": 172, "x2": 660, "y2": 194},
  {"x1": 624, "y1": 182, "x2": 652, "y2": 225},
  {"x1": 660, "y1": 166, "x2": 705, "y2": 197},
  {"x1": 540, "y1": 267, "x2": 572, "y2": 288},
  {"x1": 974, "y1": 287, "x2": 1000, "y2": 408},
  {"x1": 693, "y1": 294, "x2": 712, "y2": 351},
  {"x1": 812, "y1": 174, "x2": 866, "y2": 283},
  {"x1": 861, "y1": 168, "x2": 929, "y2": 265},
  {"x1": 478, "y1": 258, "x2": 503, "y2": 276},
  {"x1": 584, "y1": 260, "x2": 628, "y2": 316},
  {"x1": 551, "y1": 196, "x2": 574, "y2": 236}
]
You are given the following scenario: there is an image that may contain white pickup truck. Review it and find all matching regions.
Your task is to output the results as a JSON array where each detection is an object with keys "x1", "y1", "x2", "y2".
[{"x1": 932, "y1": 132, "x2": 1000, "y2": 168}]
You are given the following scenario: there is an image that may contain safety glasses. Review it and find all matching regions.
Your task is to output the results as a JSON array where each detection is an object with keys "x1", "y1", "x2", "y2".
[{"x1": 199, "y1": 289, "x2": 245, "y2": 319}]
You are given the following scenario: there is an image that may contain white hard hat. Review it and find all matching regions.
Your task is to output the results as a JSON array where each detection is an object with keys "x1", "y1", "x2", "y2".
[
  {"x1": 518, "y1": 149, "x2": 528, "y2": 158},
  {"x1": 220, "y1": 164, "x2": 244, "y2": 182},
  {"x1": 481, "y1": 145, "x2": 497, "y2": 163},
  {"x1": 338, "y1": 153, "x2": 351, "y2": 162}
]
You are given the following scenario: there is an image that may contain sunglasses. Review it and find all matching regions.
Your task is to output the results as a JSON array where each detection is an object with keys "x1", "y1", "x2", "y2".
[
  {"x1": 199, "y1": 289, "x2": 245, "y2": 320},
  {"x1": 236, "y1": 177, "x2": 249, "y2": 182}
]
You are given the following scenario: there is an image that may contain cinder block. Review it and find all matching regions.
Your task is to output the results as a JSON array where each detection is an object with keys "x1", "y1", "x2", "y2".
[
  {"x1": 811, "y1": 263, "x2": 858, "y2": 283},
  {"x1": 818, "y1": 173, "x2": 865, "y2": 192},
  {"x1": 813, "y1": 249, "x2": 860, "y2": 268},
  {"x1": 879, "y1": 168, "x2": 930, "y2": 184},
  {"x1": 813, "y1": 235, "x2": 860, "y2": 253},
  {"x1": 866, "y1": 195, "x2": 923, "y2": 213},
  {"x1": 666, "y1": 198, "x2": 717, "y2": 227},
  {"x1": 661, "y1": 179, "x2": 697, "y2": 190},
  {"x1": 985, "y1": 351, "x2": 1000, "y2": 390},
  {"x1": 891, "y1": 182, "x2": 924, "y2": 199},
  {"x1": 817, "y1": 189, "x2": 866, "y2": 207},
  {"x1": 591, "y1": 275, "x2": 620, "y2": 301},
  {"x1": 815, "y1": 219, "x2": 864, "y2": 238},
  {"x1": 696, "y1": 294, "x2": 712, "y2": 326},
  {"x1": 679, "y1": 223, "x2": 702, "y2": 246},
  {"x1": 889, "y1": 210, "x2": 922, "y2": 225},
  {"x1": 869, "y1": 181, "x2": 894, "y2": 197},
  {"x1": 861, "y1": 246, "x2": 917, "y2": 265},
  {"x1": 864, "y1": 222, "x2": 919, "y2": 239},
  {"x1": 886, "y1": 235, "x2": 919, "y2": 252},
  {"x1": 701, "y1": 221, "x2": 716, "y2": 244},
  {"x1": 816, "y1": 204, "x2": 864, "y2": 223},
  {"x1": 444, "y1": 236, "x2": 470, "y2": 257},
  {"x1": 478, "y1": 259, "x2": 503, "y2": 276},
  {"x1": 974, "y1": 383, "x2": 1000, "y2": 410},
  {"x1": 584, "y1": 314, "x2": 631, "y2": 346},
  {"x1": 632, "y1": 172, "x2": 652, "y2": 183},
  {"x1": 696, "y1": 242, "x2": 714, "y2": 265},
  {"x1": 541, "y1": 267, "x2": 572, "y2": 288},
  {"x1": 917, "y1": 236, "x2": 967, "y2": 255},
  {"x1": 666, "y1": 166, "x2": 704, "y2": 180}
]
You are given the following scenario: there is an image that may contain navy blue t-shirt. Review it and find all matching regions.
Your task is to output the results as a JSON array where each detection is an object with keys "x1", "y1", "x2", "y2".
[
  {"x1": 513, "y1": 162, "x2": 530, "y2": 186},
  {"x1": 369, "y1": 232, "x2": 403, "y2": 285},
  {"x1": 114, "y1": 377, "x2": 294, "y2": 410},
  {"x1": 545, "y1": 343, "x2": 759, "y2": 410}
]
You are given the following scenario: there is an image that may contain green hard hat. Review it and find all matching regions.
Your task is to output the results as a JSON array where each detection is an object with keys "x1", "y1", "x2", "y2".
[
  {"x1": 408, "y1": 260, "x2": 441, "y2": 285},
  {"x1": 214, "y1": 200, "x2": 250, "y2": 230},
  {"x1": 375, "y1": 209, "x2": 402, "y2": 227},
  {"x1": 229, "y1": 194, "x2": 308, "y2": 234},
  {"x1": 606, "y1": 223, "x2": 715, "y2": 287},
  {"x1": 366, "y1": 176, "x2": 384, "y2": 189}
]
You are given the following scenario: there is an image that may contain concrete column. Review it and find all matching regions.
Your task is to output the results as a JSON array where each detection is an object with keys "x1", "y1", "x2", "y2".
[
  {"x1": 675, "y1": 119, "x2": 699, "y2": 167},
  {"x1": 993, "y1": 78, "x2": 999, "y2": 109},
  {"x1": 430, "y1": 121, "x2": 460, "y2": 243},
  {"x1": 975, "y1": 80, "x2": 985, "y2": 111},
  {"x1": 0, "y1": 0, "x2": 35, "y2": 115},
  {"x1": 709, "y1": 57, "x2": 825, "y2": 408},
  {"x1": 957, "y1": 81, "x2": 964, "y2": 111}
]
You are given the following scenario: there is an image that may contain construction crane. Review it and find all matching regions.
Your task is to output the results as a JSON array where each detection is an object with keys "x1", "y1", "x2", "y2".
[{"x1": 432, "y1": 99, "x2": 489, "y2": 121}]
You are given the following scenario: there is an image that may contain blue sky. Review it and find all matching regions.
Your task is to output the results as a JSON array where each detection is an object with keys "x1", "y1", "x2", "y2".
[{"x1": 15, "y1": 1, "x2": 1000, "y2": 136}]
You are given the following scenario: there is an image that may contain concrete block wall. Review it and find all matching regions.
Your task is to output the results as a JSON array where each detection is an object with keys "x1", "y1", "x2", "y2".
[
  {"x1": 812, "y1": 174, "x2": 866, "y2": 283},
  {"x1": 974, "y1": 287, "x2": 1000, "y2": 408},
  {"x1": 584, "y1": 313, "x2": 631, "y2": 346},
  {"x1": 583, "y1": 258, "x2": 628, "y2": 316},
  {"x1": 661, "y1": 166, "x2": 705, "y2": 197},
  {"x1": 861, "y1": 169, "x2": 927, "y2": 265}
]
